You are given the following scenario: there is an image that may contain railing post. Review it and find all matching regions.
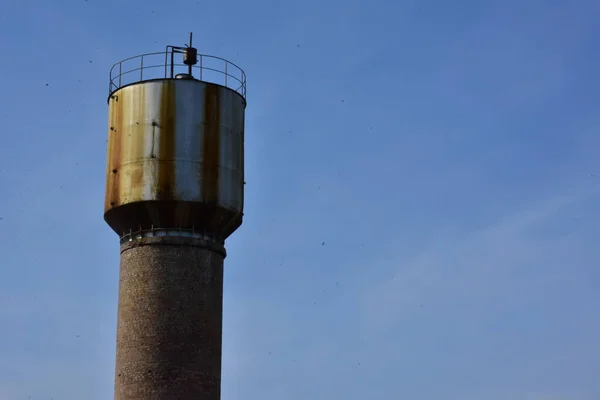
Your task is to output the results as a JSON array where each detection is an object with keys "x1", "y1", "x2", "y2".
[
  {"x1": 225, "y1": 60, "x2": 228, "y2": 87},
  {"x1": 164, "y1": 50, "x2": 168, "y2": 78},
  {"x1": 118, "y1": 62, "x2": 122, "y2": 88},
  {"x1": 199, "y1": 55, "x2": 203, "y2": 81},
  {"x1": 140, "y1": 55, "x2": 144, "y2": 81},
  {"x1": 170, "y1": 49, "x2": 175, "y2": 78}
]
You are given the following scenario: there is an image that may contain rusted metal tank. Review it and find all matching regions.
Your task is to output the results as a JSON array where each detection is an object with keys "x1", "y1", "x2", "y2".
[{"x1": 104, "y1": 78, "x2": 246, "y2": 239}]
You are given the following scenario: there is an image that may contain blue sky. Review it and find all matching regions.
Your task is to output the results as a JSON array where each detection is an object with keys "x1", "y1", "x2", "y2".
[{"x1": 1, "y1": 0, "x2": 599, "y2": 398}]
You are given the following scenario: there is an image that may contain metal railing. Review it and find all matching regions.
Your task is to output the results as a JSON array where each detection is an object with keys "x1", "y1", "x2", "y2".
[{"x1": 108, "y1": 50, "x2": 246, "y2": 100}]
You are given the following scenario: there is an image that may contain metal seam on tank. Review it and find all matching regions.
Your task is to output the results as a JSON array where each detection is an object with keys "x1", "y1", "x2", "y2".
[
  {"x1": 150, "y1": 105, "x2": 156, "y2": 202},
  {"x1": 218, "y1": 90, "x2": 229, "y2": 208},
  {"x1": 224, "y1": 94, "x2": 242, "y2": 211},
  {"x1": 229, "y1": 95, "x2": 242, "y2": 211},
  {"x1": 142, "y1": 84, "x2": 156, "y2": 201},
  {"x1": 104, "y1": 108, "x2": 112, "y2": 212},
  {"x1": 203, "y1": 84, "x2": 220, "y2": 205},
  {"x1": 173, "y1": 81, "x2": 201, "y2": 203},
  {"x1": 104, "y1": 101, "x2": 113, "y2": 212},
  {"x1": 137, "y1": 85, "x2": 148, "y2": 203},
  {"x1": 127, "y1": 91, "x2": 138, "y2": 206},
  {"x1": 111, "y1": 91, "x2": 123, "y2": 211},
  {"x1": 106, "y1": 98, "x2": 115, "y2": 210},
  {"x1": 237, "y1": 98, "x2": 245, "y2": 211},
  {"x1": 120, "y1": 93, "x2": 128, "y2": 212},
  {"x1": 143, "y1": 84, "x2": 155, "y2": 202},
  {"x1": 121, "y1": 89, "x2": 132, "y2": 205},
  {"x1": 158, "y1": 81, "x2": 176, "y2": 201},
  {"x1": 119, "y1": 92, "x2": 126, "y2": 204},
  {"x1": 190, "y1": 82, "x2": 204, "y2": 202},
  {"x1": 171, "y1": 81, "x2": 184, "y2": 227},
  {"x1": 239, "y1": 111, "x2": 245, "y2": 212}
]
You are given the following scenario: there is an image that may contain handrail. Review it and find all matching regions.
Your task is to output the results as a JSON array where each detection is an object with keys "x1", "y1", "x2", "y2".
[{"x1": 108, "y1": 49, "x2": 247, "y2": 100}]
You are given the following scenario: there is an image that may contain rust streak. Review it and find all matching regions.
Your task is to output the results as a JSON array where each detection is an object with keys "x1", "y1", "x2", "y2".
[
  {"x1": 107, "y1": 91, "x2": 123, "y2": 210},
  {"x1": 129, "y1": 85, "x2": 146, "y2": 192},
  {"x1": 203, "y1": 84, "x2": 220, "y2": 205},
  {"x1": 157, "y1": 81, "x2": 176, "y2": 200},
  {"x1": 104, "y1": 104, "x2": 114, "y2": 212}
]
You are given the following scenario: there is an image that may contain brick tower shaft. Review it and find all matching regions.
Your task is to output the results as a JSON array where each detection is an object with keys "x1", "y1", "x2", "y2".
[{"x1": 115, "y1": 237, "x2": 225, "y2": 399}]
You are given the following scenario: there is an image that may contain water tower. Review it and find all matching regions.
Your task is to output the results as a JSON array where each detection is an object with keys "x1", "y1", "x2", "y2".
[{"x1": 104, "y1": 33, "x2": 246, "y2": 399}]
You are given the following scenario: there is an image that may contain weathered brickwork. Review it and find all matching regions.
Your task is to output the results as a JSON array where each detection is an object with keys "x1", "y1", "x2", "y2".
[{"x1": 114, "y1": 236, "x2": 226, "y2": 400}]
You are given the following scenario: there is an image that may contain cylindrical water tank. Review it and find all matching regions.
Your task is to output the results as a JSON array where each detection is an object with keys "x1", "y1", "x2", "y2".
[{"x1": 104, "y1": 79, "x2": 246, "y2": 239}]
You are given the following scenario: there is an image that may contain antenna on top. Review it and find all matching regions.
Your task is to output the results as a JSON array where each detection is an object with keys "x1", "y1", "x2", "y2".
[{"x1": 183, "y1": 32, "x2": 198, "y2": 75}]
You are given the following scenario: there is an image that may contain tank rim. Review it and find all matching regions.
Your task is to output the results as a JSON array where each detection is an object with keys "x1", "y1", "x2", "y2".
[{"x1": 107, "y1": 78, "x2": 247, "y2": 107}]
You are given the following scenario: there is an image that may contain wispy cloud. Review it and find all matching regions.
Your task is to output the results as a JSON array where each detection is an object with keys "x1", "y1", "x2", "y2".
[
  {"x1": 363, "y1": 175, "x2": 600, "y2": 328},
  {"x1": 353, "y1": 181, "x2": 600, "y2": 398}
]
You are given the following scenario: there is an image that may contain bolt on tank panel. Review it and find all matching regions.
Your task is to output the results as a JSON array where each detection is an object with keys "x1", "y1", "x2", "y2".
[{"x1": 104, "y1": 79, "x2": 245, "y2": 238}]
